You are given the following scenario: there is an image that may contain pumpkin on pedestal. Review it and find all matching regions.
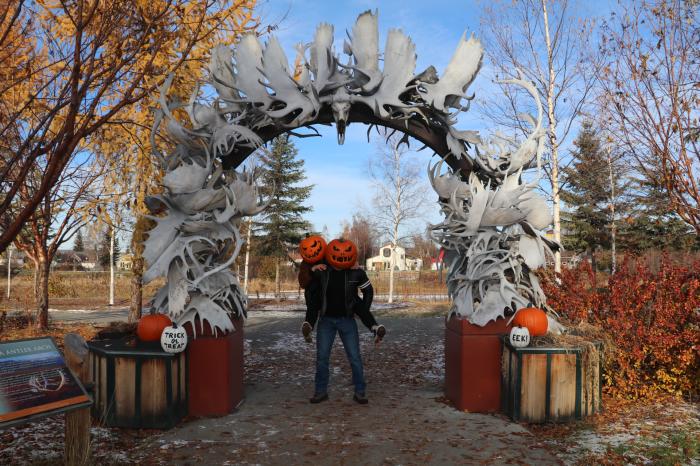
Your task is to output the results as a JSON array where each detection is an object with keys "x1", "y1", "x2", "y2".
[
  {"x1": 299, "y1": 235, "x2": 327, "y2": 264},
  {"x1": 509, "y1": 326, "x2": 531, "y2": 348},
  {"x1": 512, "y1": 307, "x2": 548, "y2": 336},
  {"x1": 325, "y1": 238, "x2": 358, "y2": 270},
  {"x1": 137, "y1": 313, "x2": 172, "y2": 342},
  {"x1": 160, "y1": 323, "x2": 188, "y2": 353}
]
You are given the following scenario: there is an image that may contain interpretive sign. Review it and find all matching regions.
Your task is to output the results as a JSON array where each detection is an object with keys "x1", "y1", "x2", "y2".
[{"x1": 0, "y1": 337, "x2": 91, "y2": 429}]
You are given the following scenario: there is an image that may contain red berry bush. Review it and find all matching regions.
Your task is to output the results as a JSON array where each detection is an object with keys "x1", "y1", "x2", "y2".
[{"x1": 542, "y1": 256, "x2": 700, "y2": 399}]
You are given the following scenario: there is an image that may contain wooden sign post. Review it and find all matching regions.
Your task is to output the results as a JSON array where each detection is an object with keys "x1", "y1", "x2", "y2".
[{"x1": 0, "y1": 337, "x2": 92, "y2": 464}]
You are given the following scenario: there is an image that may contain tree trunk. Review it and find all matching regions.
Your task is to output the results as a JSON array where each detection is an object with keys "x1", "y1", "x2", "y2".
[
  {"x1": 607, "y1": 147, "x2": 617, "y2": 275},
  {"x1": 542, "y1": 0, "x2": 562, "y2": 277},
  {"x1": 6, "y1": 247, "x2": 12, "y2": 299},
  {"x1": 36, "y1": 257, "x2": 50, "y2": 330},
  {"x1": 243, "y1": 217, "x2": 252, "y2": 294},
  {"x1": 275, "y1": 258, "x2": 280, "y2": 299},
  {"x1": 388, "y1": 244, "x2": 396, "y2": 304},
  {"x1": 129, "y1": 255, "x2": 144, "y2": 323},
  {"x1": 129, "y1": 216, "x2": 148, "y2": 322}
]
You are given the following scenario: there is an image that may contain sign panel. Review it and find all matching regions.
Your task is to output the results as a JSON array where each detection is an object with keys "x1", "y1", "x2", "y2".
[{"x1": 0, "y1": 337, "x2": 90, "y2": 428}]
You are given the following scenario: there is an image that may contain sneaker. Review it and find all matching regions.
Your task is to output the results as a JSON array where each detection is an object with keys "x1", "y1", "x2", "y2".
[
  {"x1": 375, "y1": 325, "x2": 386, "y2": 343},
  {"x1": 353, "y1": 392, "x2": 368, "y2": 404},
  {"x1": 310, "y1": 392, "x2": 328, "y2": 404},
  {"x1": 301, "y1": 321, "x2": 313, "y2": 343}
]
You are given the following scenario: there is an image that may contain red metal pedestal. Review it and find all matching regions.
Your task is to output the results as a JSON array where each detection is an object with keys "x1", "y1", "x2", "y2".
[
  {"x1": 444, "y1": 316, "x2": 511, "y2": 412},
  {"x1": 185, "y1": 317, "x2": 244, "y2": 417}
]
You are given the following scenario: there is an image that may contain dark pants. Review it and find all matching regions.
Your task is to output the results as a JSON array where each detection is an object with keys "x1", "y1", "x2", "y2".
[{"x1": 314, "y1": 316, "x2": 366, "y2": 395}]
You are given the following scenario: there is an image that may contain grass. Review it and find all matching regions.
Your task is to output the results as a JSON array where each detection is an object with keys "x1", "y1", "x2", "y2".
[
  {"x1": 604, "y1": 426, "x2": 700, "y2": 466},
  {"x1": 0, "y1": 272, "x2": 165, "y2": 311}
]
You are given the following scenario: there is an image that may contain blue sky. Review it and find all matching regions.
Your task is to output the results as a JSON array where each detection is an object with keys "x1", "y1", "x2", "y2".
[{"x1": 254, "y1": 1, "x2": 488, "y2": 238}]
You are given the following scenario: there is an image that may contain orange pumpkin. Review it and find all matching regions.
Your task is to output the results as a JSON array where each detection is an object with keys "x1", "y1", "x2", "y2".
[
  {"x1": 512, "y1": 307, "x2": 548, "y2": 336},
  {"x1": 137, "y1": 313, "x2": 173, "y2": 342},
  {"x1": 325, "y1": 238, "x2": 358, "y2": 270},
  {"x1": 299, "y1": 235, "x2": 327, "y2": 264}
]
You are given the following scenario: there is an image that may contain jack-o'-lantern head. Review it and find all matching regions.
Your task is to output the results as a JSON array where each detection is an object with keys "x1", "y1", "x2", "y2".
[
  {"x1": 299, "y1": 235, "x2": 327, "y2": 264},
  {"x1": 325, "y1": 238, "x2": 358, "y2": 269}
]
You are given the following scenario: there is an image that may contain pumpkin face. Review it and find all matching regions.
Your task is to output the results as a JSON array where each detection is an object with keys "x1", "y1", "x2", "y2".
[
  {"x1": 325, "y1": 238, "x2": 358, "y2": 270},
  {"x1": 160, "y1": 323, "x2": 188, "y2": 353},
  {"x1": 137, "y1": 313, "x2": 173, "y2": 342},
  {"x1": 512, "y1": 307, "x2": 548, "y2": 337},
  {"x1": 509, "y1": 326, "x2": 531, "y2": 348},
  {"x1": 299, "y1": 235, "x2": 327, "y2": 264}
]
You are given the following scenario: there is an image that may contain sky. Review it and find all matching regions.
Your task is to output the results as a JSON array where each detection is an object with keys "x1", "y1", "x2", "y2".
[{"x1": 253, "y1": 0, "x2": 488, "y2": 239}]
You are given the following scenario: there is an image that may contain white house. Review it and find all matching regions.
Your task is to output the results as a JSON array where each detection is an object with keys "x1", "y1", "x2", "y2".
[
  {"x1": 365, "y1": 244, "x2": 422, "y2": 271},
  {"x1": 117, "y1": 253, "x2": 133, "y2": 271}
]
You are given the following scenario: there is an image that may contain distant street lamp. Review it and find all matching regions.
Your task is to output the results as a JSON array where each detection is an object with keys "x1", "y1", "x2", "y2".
[{"x1": 6, "y1": 245, "x2": 13, "y2": 299}]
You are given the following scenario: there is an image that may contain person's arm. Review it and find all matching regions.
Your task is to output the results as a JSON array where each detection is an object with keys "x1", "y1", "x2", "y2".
[
  {"x1": 354, "y1": 272, "x2": 377, "y2": 331},
  {"x1": 304, "y1": 292, "x2": 319, "y2": 328},
  {"x1": 298, "y1": 262, "x2": 313, "y2": 289},
  {"x1": 303, "y1": 265, "x2": 327, "y2": 328}
]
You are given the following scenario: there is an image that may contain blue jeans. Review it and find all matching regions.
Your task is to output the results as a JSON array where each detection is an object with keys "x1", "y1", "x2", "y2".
[{"x1": 314, "y1": 316, "x2": 366, "y2": 395}]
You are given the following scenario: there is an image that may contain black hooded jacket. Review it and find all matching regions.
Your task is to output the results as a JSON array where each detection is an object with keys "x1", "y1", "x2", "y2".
[{"x1": 305, "y1": 267, "x2": 376, "y2": 330}]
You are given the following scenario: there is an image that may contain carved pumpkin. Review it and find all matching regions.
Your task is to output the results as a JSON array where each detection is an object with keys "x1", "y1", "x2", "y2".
[
  {"x1": 160, "y1": 323, "x2": 188, "y2": 353},
  {"x1": 325, "y1": 238, "x2": 358, "y2": 270},
  {"x1": 137, "y1": 313, "x2": 173, "y2": 342},
  {"x1": 509, "y1": 326, "x2": 531, "y2": 348},
  {"x1": 299, "y1": 235, "x2": 327, "y2": 264},
  {"x1": 512, "y1": 307, "x2": 548, "y2": 337}
]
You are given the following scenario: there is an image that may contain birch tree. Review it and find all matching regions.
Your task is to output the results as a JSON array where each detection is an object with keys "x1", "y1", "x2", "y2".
[
  {"x1": 368, "y1": 132, "x2": 429, "y2": 303},
  {"x1": 479, "y1": 0, "x2": 600, "y2": 274}
]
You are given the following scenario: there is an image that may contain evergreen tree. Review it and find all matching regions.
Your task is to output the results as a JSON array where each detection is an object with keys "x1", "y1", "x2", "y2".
[
  {"x1": 620, "y1": 161, "x2": 699, "y2": 251},
  {"x1": 561, "y1": 122, "x2": 628, "y2": 269},
  {"x1": 73, "y1": 229, "x2": 84, "y2": 252},
  {"x1": 255, "y1": 135, "x2": 313, "y2": 294},
  {"x1": 98, "y1": 228, "x2": 121, "y2": 268}
]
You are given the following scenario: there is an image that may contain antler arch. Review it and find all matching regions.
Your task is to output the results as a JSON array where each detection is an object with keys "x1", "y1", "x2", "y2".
[{"x1": 143, "y1": 9, "x2": 559, "y2": 334}]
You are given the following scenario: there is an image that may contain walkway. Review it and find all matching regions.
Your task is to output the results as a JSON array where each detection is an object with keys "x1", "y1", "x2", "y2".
[{"x1": 137, "y1": 312, "x2": 560, "y2": 465}]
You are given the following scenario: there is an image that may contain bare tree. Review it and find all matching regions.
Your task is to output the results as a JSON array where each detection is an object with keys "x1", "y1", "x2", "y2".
[
  {"x1": 340, "y1": 213, "x2": 380, "y2": 266},
  {"x1": 12, "y1": 155, "x2": 106, "y2": 330},
  {"x1": 479, "y1": 0, "x2": 601, "y2": 274},
  {"x1": 407, "y1": 231, "x2": 439, "y2": 269},
  {"x1": 599, "y1": 0, "x2": 700, "y2": 233},
  {"x1": 368, "y1": 131, "x2": 429, "y2": 303}
]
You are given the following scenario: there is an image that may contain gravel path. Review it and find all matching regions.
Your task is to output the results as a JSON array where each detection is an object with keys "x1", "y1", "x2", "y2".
[
  {"x1": 136, "y1": 312, "x2": 560, "y2": 465},
  {"x1": 0, "y1": 308, "x2": 561, "y2": 465}
]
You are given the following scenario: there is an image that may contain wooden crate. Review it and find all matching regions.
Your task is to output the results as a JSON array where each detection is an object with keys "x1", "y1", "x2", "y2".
[
  {"x1": 501, "y1": 341, "x2": 602, "y2": 423},
  {"x1": 87, "y1": 339, "x2": 187, "y2": 429}
]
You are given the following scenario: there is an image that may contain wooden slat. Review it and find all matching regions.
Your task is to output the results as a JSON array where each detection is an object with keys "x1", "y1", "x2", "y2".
[
  {"x1": 520, "y1": 354, "x2": 547, "y2": 422},
  {"x1": 549, "y1": 354, "x2": 576, "y2": 420},
  {"x1": 169, "y1": 358, "x2": 176, "y2": 405},
  {"x1": 114, "y1": 358, "x2": 136, "y2": 422},
  {"x1": 509, "y1": 350, "x2": 517, "y2": 416},
  {"x1": 99, "y1": 356, "x2": 107, "y2": 419},
  {"x1": 140, "y1": 359, "x2": 166, "y2": 422},
  {"x1": 179, "y1": 353, "x2": 186, "y2": 403}
]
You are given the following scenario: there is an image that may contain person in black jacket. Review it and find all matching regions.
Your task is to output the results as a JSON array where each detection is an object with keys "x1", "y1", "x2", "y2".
[{"x1": 302, "y1": 244, "x2": 385, "y2": 405}]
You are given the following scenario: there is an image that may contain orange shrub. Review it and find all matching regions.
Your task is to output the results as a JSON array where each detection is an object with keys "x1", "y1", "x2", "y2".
[{"x1": 542, "y1": 256, "x2": 700, "y2": 400}]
